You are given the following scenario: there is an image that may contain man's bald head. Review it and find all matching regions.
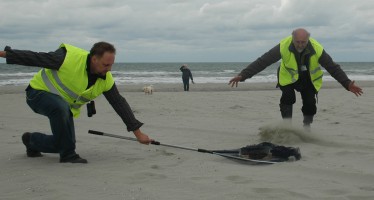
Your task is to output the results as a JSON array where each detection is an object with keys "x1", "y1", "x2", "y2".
[
  {"x1": 292, "y1": 28, "x2": 310, "y2": 38},
  {"x1": 292, "y1": 28, "x2": 310, "y2": 53}
]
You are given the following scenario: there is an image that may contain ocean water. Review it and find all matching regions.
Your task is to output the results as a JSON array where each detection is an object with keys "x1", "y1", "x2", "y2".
[{"x1": 0, "y1": 62, "x2": 373, "y2": 86}]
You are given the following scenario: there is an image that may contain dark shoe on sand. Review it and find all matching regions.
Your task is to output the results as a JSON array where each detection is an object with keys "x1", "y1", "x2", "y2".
[
  {"x1": 22, "y1": 132, "x2": 43, "y2": 157},
  {"x1": 303, "y1": 124, "x2": 311, "y2": 132},
  {"x1": 60, "y1": 154, "x2": 88, "y2": 164}
]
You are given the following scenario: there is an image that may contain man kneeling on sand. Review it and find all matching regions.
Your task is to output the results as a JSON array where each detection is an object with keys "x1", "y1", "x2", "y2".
[{"x1": 0, "y1": 42, "x2": 153, "y2": 163}]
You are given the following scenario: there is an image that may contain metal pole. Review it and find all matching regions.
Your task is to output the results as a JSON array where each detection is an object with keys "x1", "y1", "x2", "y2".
[
  {"x1": 88, "y1": 130, "x2": 199, "y2": 152},
  {"x1": 88, "y1": 130, "x2": 277, "y2": 164}
]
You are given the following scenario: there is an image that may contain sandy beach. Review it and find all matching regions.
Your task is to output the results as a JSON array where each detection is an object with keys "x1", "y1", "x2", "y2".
[{"x1": 1, "y1": 81, "x2": 374, "y2": 200}]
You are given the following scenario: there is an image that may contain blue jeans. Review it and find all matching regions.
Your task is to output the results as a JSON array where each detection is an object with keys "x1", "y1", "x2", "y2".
[{"x1": 26, "y1": 87, "x2": 76, "y2": 159}]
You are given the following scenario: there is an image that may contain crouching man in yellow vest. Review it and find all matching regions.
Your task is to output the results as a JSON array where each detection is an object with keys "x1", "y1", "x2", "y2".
[
  {"x1": 229, "y1": 28, "x2": 363, "y2": 130},
  {"x1": 0, "y1": 42, "x2": 153, "y2": 163}
]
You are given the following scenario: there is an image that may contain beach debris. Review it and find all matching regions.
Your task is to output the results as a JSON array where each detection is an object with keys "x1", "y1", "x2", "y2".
[{"x1": 239, "y1": 142, "x2": 301, "y2": 161}]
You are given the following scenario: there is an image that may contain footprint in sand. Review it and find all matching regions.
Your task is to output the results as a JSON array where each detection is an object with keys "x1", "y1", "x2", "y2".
[
  {"x1": 225, "y1": 175, "x2": 253, "y2": 184},
  {"x1": 229, "y1": 105, "x2": 245, "y2": 109},
  {"x1": 322, "y1": 188, "x2": 350, "y2": 196},
  {"x1": 124, "y1": 157, "x2": 145, "y2": 163},
  {"x1": 150, "y1": 164, "x2": 160, "y2": 169},
  {"x1": 131, "y1": 172, "x2": 168, "y2": 183},
  {"x1": 359, "y1": 186, "x2": 374, "y2": 192},
  {"x1": 157, "y1": 149, "x2": 175, "y2": 156},
  {"x1": 335, "y1": 150, "x2": 369, "y2": 156},
  {"x1": 251, "y1": 188, "x2": 310, "y2": 198}
]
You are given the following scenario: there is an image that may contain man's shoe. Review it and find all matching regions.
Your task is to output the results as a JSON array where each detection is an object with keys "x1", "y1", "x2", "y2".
[
  {"x1": 60, "y1": 154, "x2": 88, "y2": 164},
  {"x1": 22, "y1": 132, "x2": 43, "y2": 157},
  {"x1": 303, "y1": 124, "x2": 311, "y2": 132}
]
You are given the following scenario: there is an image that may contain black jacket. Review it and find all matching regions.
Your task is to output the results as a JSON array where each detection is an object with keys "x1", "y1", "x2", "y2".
[{"x1": 180, "y1": 67, "x2": 193, "y2": 81}]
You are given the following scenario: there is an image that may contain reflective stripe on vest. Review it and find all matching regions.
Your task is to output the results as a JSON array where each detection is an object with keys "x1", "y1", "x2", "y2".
[
  {"x1": 41, "y1": 68, "x2": 90, "y2": 109},
  {"x1": 310, "y1": 66, "x2": 323, "y2": 83},
  {"x1": 284, "y1": 67, "x2": 298, "y2": 83}
]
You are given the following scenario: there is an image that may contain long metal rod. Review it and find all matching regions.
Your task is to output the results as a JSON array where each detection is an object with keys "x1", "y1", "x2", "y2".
[
  {"x1": 88, "y1": 130, "x2": 199, "y2": 152},
  {"x1": 88, "y1": 130, "x2": 277, "y2": 164}
]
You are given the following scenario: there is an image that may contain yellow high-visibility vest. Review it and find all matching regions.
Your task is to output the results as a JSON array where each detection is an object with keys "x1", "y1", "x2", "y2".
[
  {"x1": 279, "y1": 36, "x2": 324, "y2": 91},
  {"x1": 30, "y1": 43, "x2": 114, "y2": 117}
]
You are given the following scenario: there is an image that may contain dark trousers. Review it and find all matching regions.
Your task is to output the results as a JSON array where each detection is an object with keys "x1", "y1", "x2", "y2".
[
  {"x1": 279, "y1": 81, "x2": 317, "y2": 116},
  {"x1": 182, "y1": 78, "x2": 190, "y2": 91},
  {"x1": 26, "y1": 88, "x2": 77, "y2": 159}
]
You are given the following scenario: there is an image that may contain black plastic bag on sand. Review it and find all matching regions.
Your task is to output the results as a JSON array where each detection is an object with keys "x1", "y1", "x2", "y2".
[{"x1": 240, "y1": 142, "x2": 301, "y2": 161}]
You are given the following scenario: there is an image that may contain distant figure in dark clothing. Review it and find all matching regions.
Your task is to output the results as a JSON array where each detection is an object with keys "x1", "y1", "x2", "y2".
[{"x1": 180, "y1": 64, "x2": 194, "y2": 91}]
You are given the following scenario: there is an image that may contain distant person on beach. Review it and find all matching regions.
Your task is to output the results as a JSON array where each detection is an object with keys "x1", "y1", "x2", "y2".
[
  {"x1": 180, "y1": 64, "x2": 194, "y2": 91},
  {"x1": 0, "y1": 42, "x2": 153, "y2": 163},
  {"x1": 229, "y1": 28, "x2": 363, "y2": 129}
]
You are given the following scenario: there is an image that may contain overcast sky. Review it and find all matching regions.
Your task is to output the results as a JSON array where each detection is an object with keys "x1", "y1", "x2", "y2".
[{"x1": 1, "y1": 0, "x2": 374, "y2": 62}]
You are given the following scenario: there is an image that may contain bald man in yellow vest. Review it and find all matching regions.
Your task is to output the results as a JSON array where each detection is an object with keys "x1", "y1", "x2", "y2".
[
  {"x1": 0, "y1": 42, "x2": 153, "y2": 163},
  {"x1": 229, "y1": 28, "x2": 363, "y2": 130}
]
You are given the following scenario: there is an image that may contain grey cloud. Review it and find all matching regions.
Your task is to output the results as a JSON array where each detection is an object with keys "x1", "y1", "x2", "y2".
[{"x1": 1, "y1": 0, "x2": 374, "y2": 62}]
